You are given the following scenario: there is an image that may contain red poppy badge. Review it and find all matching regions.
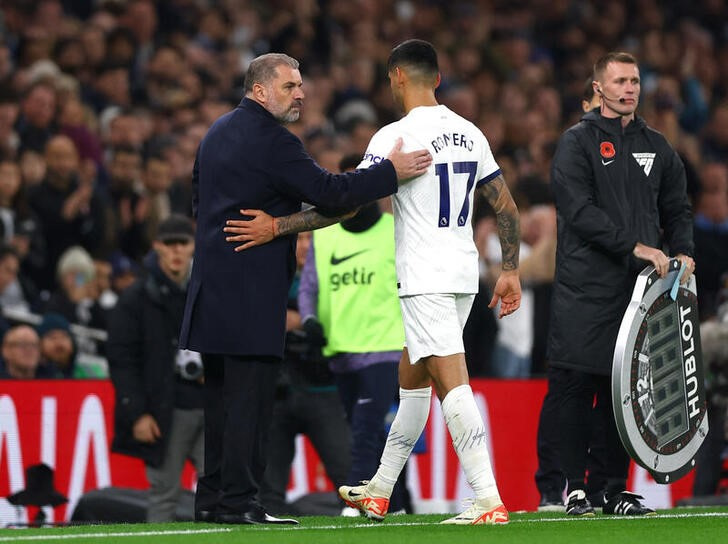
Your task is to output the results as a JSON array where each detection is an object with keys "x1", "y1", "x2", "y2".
[{"x1": 600, "y1": 141, "x2": 616, "y2": 159}]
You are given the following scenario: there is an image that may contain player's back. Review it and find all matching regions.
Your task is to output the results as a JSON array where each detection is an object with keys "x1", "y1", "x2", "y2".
[{"x1": 360, "y1": 105, "x2": 500, "y2": 296}]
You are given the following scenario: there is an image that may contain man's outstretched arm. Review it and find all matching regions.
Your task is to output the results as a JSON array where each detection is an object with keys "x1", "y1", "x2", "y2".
[{"x1": 224, "y1": 207, "x2": 356, "y2": 251}]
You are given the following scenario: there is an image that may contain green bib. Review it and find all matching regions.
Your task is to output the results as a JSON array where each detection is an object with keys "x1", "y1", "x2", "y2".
[{"x1": 314, "y1": 214, "x2": 404, "y2": 356}]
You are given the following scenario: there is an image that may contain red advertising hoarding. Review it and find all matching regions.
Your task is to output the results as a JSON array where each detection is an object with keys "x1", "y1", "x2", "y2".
[{"x1": 0, "y1": 379, "x2": 694, "y2": 524}]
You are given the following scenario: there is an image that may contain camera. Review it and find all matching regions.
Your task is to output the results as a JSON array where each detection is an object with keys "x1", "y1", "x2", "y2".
[{"x1": 175, "y1": 349, "x2": 203, "y2": 381}]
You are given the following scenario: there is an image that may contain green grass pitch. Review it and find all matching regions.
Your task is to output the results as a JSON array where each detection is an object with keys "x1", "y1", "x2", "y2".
[{"x1": 1, "y1": 507, "x2": 726, "y2": 544}]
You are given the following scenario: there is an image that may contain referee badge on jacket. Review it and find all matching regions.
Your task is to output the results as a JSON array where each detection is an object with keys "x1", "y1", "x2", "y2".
[{"x1": 633, "y1": 153, "x2": 656, "y2": 176}]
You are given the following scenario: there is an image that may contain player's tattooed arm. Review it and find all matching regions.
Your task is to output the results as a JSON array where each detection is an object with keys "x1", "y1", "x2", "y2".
[
  {"x1": 224, "y1": 207, "x2": 356, "y2": 251},
  {"x1": 478, "y1": 174, "x2": 520, "y2": 271},
  {"x1": 275, "y1": 207, "x2": 356, "y2": 236}
]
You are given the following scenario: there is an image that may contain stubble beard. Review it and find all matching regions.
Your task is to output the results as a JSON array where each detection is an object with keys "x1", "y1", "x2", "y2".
[
  {"x1": 278, "y1": 108, "x2": 300, "y2": 124},
  {"x1": 268, "y1": 95, "x2": 301, "y2": 124}
]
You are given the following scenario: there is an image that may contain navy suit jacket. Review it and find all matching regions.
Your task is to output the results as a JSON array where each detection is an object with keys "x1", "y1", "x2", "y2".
[{"x1": 179, "y1": 98, "x2": 398, "y2": 358}]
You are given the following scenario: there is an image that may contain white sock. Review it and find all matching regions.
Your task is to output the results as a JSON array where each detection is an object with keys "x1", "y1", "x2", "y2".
[
  {"x1": 442, "y1": 384, "x2": 500, "y2": 504},
  {"x1": 369, "y1": 386, "x2": 432, "y2": 496}
]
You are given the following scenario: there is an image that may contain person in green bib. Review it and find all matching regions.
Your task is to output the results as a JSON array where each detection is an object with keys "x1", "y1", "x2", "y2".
[{"x1": 298, "y1": 154, "x2": 410, "y2": 515}]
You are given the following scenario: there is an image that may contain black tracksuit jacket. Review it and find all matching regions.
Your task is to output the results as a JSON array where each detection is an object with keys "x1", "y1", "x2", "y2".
[{"x1": 547, "y1": 110, "x2": 693, "y2": 375}]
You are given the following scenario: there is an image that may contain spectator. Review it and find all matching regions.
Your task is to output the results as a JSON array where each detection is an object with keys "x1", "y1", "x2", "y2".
[
  {"x1": 36, "y1": 312, "x2": 82, "y2": 378},
  {"x1": 120, "y1": 0, "x2": 158, "y2": 76},
  {"x1": 105, "y1": 145, "x2": 150, "y2": 260},
  {"x1": 28, "y1": 135, "x2": 107, "y2": 293},
  {"x1": 0, "y1": 244, "x2": 39, "y2": 315},
  {"x1": 0, "y1": 87, "x2": 20, "y2": 158},
  {"x1": 78, "y1": 23, "x2": 107, "y2": 74},
  {"x1": 702, "y1": 102, "x2": 728, "y2": 162},
  {"x1": 108, "y1": 214, "x2": 203, "y2": 522},
  {"x1": 109, "y1": 251, "x2": 139, "y2": 295},
  {"x1": 18, "y1": 149, "x2": 46, "y2": 188},
  {"x1": 100, "y1": 108, "x2": 145, "y2": 152},
  {"x1": 141, "y1": 152, "x2": 173, "y2": 244},
  {"x1": 58, "y1": 96, "x2": 104, "y2": 171},
  {"x1": 53, "y1": 37, "x2": 88, "y2": 81},
  {"x1": 0, "y1": 158, "x2": 46, "y2": 289},
  {"x1": 0, "y1": 324, "x2": 42, "y2": 379},
  {"x1": 166, "y1": 133, "x2": 197, "y2": 217},
  {"x1": 86, "y1": 62, "x2": 131, "y2": 114},
  {"x1": 45, "y1": 245, "x2": 106, "y2": 331},
  {"x1": 105, "y1": 27, "x2": 138, "y2": 71},
  {"x1": 16, "y1": 80, "x2": 57, "y2": 153}
]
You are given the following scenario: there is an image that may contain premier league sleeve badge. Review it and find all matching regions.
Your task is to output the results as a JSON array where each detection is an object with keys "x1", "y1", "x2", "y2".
[{"x1": 612, "y1": 259, "x2": 708, "y2": 483}]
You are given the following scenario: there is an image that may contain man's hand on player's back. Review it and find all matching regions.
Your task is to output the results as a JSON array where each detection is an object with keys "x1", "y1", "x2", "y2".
[{"x1": 387, "y1": 137, "x2": 432, "y2": 181}]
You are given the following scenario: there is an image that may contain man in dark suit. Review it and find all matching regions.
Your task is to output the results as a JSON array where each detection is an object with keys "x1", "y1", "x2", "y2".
[{"x1": 179, "y1": 52, "x2": 431, "y2": 525}]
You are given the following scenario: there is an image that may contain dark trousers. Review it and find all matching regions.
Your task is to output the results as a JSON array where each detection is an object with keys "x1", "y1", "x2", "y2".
[
  {"x1": 259, "y1": 387, "x2": 352, "y2": 514},
  {"x1": 335, "y1": 361, "x2": 410, "y2": 512},
  {"x1": 553, "y1": 368, "x2": 630, "y2": 497},
  {"x1": 196, "y1": 353, "x2": 281, "y2": 514},
  {"x1": 693, "y1": 400, "x2": 727, "y2": 496},
  {"x1": 535, "y1": 365, "x2": 608, "y2": 500}
]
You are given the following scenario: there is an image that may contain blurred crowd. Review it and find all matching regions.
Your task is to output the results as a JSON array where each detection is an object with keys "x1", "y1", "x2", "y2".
[{"x1": 0, "y1": 0, "x2": 727, "y2": 380}]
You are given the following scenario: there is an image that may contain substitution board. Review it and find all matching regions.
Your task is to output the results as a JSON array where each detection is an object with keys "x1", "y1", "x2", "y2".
[{"x1": 612, "y1": 258, "x2": 708, "y2": 483}]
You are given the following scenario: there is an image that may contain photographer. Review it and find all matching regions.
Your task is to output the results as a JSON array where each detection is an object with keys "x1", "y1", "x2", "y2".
[{"x1": 107, "y1": 215, "x2": 203, "y2": 522}]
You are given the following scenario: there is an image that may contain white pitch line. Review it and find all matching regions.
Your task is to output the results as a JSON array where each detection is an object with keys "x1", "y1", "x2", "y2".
[
  {"x1": 0, "y1": 511, "x2": 727, "y2": 541},
  {"x1": 313, "y1": 511, "x2": 728, "y2": 529},
  {"x1": 0, "y1": 528, "x2": 233, "y2": 542},
  {"x1": 517, "y1": 511, "x2": 728, "y2": 523}
]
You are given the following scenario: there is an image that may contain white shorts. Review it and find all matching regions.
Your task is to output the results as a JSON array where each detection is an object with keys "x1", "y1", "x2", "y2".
[{"x1": 399, "y1": 293, "x2": 475, "y2": 365}]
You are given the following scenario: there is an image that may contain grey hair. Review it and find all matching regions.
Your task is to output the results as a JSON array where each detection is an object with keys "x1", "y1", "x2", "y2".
[
  {"x1": 56, "y1": 245, "x2": 95, "y2": 284},
  {"x1": 243, "y1": 53, "x2": 299, "y2": 95}
]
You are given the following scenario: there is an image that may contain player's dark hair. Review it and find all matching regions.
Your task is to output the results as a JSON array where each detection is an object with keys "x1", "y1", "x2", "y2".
[
  {"x1": 593, "y1": 52, "x2": 637, "y2": 80},
  {"x1": 387, "y1": 39, "x2": 439, "y2": 81}
]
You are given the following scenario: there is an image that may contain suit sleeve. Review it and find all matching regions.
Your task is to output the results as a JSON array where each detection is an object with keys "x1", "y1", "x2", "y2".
[
  {"x1": 107, "y1": 289, "x2": 147, "y2": 428},
  {"x1": 269, "y1": 131, "x2": 397, "y2": 208},
  {"x1": 551, "y1": 130, "x2": 637, "y2": 256},
  {"x1": 658, "y1": 146, "x2": 694, "y2": 257}
]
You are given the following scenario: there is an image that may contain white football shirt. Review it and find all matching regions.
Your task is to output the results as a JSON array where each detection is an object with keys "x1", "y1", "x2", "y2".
[{"x1": 358, "y1": 105, "x2": 500, "y2": 296}]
